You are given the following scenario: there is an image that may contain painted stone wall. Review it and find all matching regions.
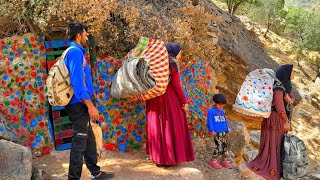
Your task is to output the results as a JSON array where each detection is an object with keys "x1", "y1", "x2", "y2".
[
  {"x1": 180, "y1": 58, "x2": 217, "y2": 136},
  {"x1": 93, "y1": 55, "x2": 146, "y2": 151},
  {"x1": 93, "y1": 55, "x2": 216, "y2": 150},
  {"x1": 0, "y1": 33, "x2": 51, "y2": 152},
  {"x1": 0, "y1": 34, "x2": 217, "y2": 153}
]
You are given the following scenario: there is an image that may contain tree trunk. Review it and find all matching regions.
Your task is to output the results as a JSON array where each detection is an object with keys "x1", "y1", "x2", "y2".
[
  {"x1": 227, "y1": 0, "x2": 235, "y2": 14},
  {"x1": 231, "y1": 3, "x2": 241, "y2": 15},
  {"x1": 25, "y1": 18, "x2": 38, "y2": 33},
  {"x1": 316, "y1": 59, "x2": 320, "y2": 79},
  {"x1": 263, "y1": 15, "x2": 271, "y2": 37},
  {"x1": 263, "y1": 24, "x2": 270, "y2": 37},
  {"x1": 227, "y1": 2, "x2": 232, "y2": 14}
]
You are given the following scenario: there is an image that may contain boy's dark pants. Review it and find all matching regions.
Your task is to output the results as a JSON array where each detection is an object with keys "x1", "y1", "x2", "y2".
[
  {"x1": 65, "y1": 100, "x2": 100, "y2": 180},
  {"x1": 212, "y1": 132, "x2": 228, "y2": 158}
]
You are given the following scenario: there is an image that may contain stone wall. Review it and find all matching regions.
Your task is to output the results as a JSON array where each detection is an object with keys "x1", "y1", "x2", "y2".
[{"x1": 0, "y1": 33, "x2": 51, "y2": 153}]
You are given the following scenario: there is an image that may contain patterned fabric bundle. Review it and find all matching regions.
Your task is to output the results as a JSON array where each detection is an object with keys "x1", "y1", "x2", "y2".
[
  {"x1": 128, "y1": 37, "x2": 169, "y2": 100},
  {"x1": 233, "y1": 68, "x2": 275, "y2": 118},
  {"x1": 111, "y1": 56, "x2": 156, "y2": 98}
]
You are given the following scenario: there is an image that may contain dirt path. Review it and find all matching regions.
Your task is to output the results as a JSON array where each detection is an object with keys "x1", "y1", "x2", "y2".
[{"x1": 33, "y1": 150, "x2": 245, "y2": 180}]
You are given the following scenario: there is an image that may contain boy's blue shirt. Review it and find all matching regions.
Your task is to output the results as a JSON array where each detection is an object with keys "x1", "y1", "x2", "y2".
[{"x1": 207, "y1": 107, "x2": 229, "y2": 133}]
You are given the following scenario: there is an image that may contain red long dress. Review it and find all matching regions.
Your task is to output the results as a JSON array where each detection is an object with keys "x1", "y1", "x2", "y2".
[
  {"x1": 146, "y1": 61, "x2": 195, "y2": 165},
  {"x1": 247, "y1": 90, "x2": 294, "y2": 180}
]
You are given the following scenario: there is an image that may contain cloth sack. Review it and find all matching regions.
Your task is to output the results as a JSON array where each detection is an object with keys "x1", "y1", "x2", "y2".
[
  {"x1": 233, "y1": 68, "x2": 277, "y2": 118},
  {"x1": 111, "y1": 37, "x2": 169, "y2": 100},
  {"x1": 111, "y1": 56, "x2": 156, "y2": 98},
  {"x1": 90, "y1": 121, "x2": 103, "y2": 158}
]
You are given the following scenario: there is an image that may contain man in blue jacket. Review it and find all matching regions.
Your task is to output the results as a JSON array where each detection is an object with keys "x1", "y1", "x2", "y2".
[{"x1": 64, "y1": 23, "x2": 113, "y2": 180}]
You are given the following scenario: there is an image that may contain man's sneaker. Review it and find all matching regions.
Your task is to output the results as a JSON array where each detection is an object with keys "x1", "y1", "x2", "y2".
[
  {"x1": 209, "y1": 159, "x2": 222, "y2": 169},
  {"x1": 220, "y1": 159, "x2": 232, "y2": 169},
  {"x1": 92, "y1": 171, "x2": 114, "y2": 179}
]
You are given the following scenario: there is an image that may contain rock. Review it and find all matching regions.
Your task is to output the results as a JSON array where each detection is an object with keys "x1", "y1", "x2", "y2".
[
  {"x1": 221, "y1": 12, "x2": 233, "y2": 24},
  {"x1": 297, "y1": 109, "x2": 313, "y2": 121},
  {"x1": 228, "y1": 120, "x2": 250, "y2": 164},
  {"x1": 307, "y1": 172, "x2": 320, "y2": 180},
  {"x1": 298, "y1": 89, "x2": 310, "y2": 101},
  {"x1": 249, "y1": 130, "x2": 261, "y2": 148},
  {"x1": 311, "y1": 95, "x2": 320, "y2": 110},
  {"x1": 31, "y1": 165, "x2": 43, "y2": 180},
  {"x1": 0, "y1": 139, "x2": 32, "y2": 180},
  {"x1": 310, "y1": 80, "x2": 320, "y2": 109},
  {"x1": 243, "y1": 145, "x2": 258, "y2": 162},
  {"x1": 178, "y1": 167, "x2": 204, "y2": 180}
]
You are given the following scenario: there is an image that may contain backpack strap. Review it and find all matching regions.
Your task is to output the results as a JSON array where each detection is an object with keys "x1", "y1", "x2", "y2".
[
  {"x1": 267, "y1": 70, "x2": 294, "y2": 131},
  {"x1": 61, "y1": 46, "x2": 76, "y2": 62},
  {"x1": 265, "y1": 70, "x2": 283, "y2": 88}
]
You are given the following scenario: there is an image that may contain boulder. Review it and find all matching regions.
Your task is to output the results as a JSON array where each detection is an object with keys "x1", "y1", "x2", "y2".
[
  {"x1": 310, "y1": 78, "x2": 320, "y2": 109},
  {"x1": 228, "y1": 120, "x2": 250, "y2": 164},
  {"x1": 310, "y1": 95, "x2": 320, "y2": 110},
  {"x1": 249, "y1": 130, "x2": 261, "y2": 148},
  {"x1": 0, "y1": 139, "x2": 32, "y2": 180},
  {"x1": 243, "y1": 145, "x2": 258, "y2": 162},
  {"x1": 297, "y1": 109, "x2": 313, "y2": 121}
]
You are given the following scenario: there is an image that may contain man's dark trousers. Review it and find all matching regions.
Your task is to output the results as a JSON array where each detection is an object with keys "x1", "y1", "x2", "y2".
[{"x1": 65, "y1": 100, "x2": 100, "y2": 180}]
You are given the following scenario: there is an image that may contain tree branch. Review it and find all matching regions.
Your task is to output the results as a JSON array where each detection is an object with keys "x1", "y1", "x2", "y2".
[{"x1": 25, "y1": 18, "x2": 38, "y2": 33}]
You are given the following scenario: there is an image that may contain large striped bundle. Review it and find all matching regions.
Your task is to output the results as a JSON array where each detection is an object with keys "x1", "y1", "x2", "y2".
[{"x1": 130, "y1": 37, "x2": 169, "y2": 100}]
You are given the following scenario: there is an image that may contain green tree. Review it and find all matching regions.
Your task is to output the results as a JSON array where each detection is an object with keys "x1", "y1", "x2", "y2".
[
  {"x1": 223, "y1": 0, "x2": 258, "y2": 15},
  {"x1": 247, "y1": 0, "x2": 285, "y2": 36},
  {"x1": 301, "y1": 11, "x2": 320, "y2": 51},
  {"x1": 284, "y1": 7, "x2": 307, "y2": 44},
  {"x1": 284, "y1": 8, "x2": 320, "y2": 77}
]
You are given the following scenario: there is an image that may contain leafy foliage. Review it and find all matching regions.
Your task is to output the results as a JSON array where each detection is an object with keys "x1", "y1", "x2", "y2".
[
  {"x1": 221, "y1": 0, "x2": 258, "y2": 15},
  {"x1": 0, "y1": 0, "x2": 51, "y2": 36},
  {"x1": 246, "y1": 0, "x2": 285, "y2": 36},
  {"x1": 0, "y1": 0, "x2": 221, "y2": 60},
  {"x1": 284, "y1": 7, "x2": 320, "y2": 75}
]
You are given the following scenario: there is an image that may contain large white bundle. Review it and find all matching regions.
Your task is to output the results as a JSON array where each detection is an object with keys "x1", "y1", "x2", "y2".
[{"x1": 233, "y1": 68, "x2": 275, "y2": 118}]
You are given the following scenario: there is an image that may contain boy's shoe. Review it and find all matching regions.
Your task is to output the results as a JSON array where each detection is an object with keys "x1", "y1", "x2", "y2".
[
  {"x1": 220, "y1": 159, "x2": 232, "y2": 169},
  {"x1": 209, "y1": 159, "x2": 222, "y2": 169},
  {"x1": 92, "y1": 171, "x2": 114, "y2": 179}
]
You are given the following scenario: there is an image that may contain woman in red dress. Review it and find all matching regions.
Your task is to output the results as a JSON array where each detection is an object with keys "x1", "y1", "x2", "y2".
[
  {"x1": 247, "y1": 64, "x2": 295, "y2": 180},
  {"x1": 145, "y1": 43, "x2": 195, "y2": 166}
]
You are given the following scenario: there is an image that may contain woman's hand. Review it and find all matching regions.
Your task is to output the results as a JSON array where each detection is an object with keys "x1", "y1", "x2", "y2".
[
  {"x1": 182, "y1": 103, "x2": 188, "y2": 112},
  {"x1": 284, "y1": 94, "x2": 294, "y2": 104},
  {"x1": 88, "y1": 106, "x2": 100, "y2": 120},
  {"x1": 283, "y1": 119, "x2": 290, "y2": 132}
]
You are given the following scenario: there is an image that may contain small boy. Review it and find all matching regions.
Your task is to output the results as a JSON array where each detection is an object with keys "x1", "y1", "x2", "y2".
[{"x1": 207, "y1": 94, "x2": 232, "y2": 169}]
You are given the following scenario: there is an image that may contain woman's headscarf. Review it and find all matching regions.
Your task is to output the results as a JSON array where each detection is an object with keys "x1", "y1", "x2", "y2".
[
  {"x1": 166, "y1": 43, "x2": 181, "y2": 58},
  {"x1": 275, "y1": 64, "x2": 293, "y2": 93}
]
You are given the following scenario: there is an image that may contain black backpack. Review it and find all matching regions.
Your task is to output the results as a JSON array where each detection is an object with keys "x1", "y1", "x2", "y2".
[{"x1": 281, "y1": 134, "x2": 308, "y2": 179}]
